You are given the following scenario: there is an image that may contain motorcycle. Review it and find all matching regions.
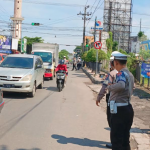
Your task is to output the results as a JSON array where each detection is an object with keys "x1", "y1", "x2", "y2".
[{"x1": 56, "y1": 70, "x2": 66, "y2": 92}]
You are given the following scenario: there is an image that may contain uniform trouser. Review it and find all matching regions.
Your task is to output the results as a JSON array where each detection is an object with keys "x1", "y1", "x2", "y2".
[
  {"x1": 111, "y1": 104, "x2": 134, "y2": 150},
  {"x1": 72, "y1": 64, "x2": 77, "y2": 70},
  {"x1": 77, "y1": 64, "x2": 81, "y2": 70},
  {"x1": 106, "y1": 94, "x2": 111, "y2": 128},
  {"x1": 106, "y1": 94, "x2": 111, "y2": 143}
]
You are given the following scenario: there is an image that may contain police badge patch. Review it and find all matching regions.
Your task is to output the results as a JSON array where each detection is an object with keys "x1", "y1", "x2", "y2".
[{"x1": 116, "y1": 71, "x2": 126, "y2": 83}]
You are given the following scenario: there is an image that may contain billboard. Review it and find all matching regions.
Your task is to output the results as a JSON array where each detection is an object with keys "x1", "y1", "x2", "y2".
[
  {"x1": 140, "y1": 40, "x2": 150, "y2": 51},
  {"x1": 0, "y1": 35, "x2": 12, "y2": 54},
  {"x1": 141, "y1": 62, "x2": 150, "y2": 78}
]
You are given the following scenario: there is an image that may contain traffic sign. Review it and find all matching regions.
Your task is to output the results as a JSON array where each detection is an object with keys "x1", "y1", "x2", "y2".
[{"x1": 94, "y1": 41, "x2": 102, "y2": 49}]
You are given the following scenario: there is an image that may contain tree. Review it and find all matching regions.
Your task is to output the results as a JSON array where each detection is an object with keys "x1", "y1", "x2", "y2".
[
  {"x1": 106, "y1": 32, "x2": 118, "y2": 53},
  {"x1": 85, "y1": 48, "x2": 107, "y2": 62},
  {"x1": 138, "y1": 31, "x2": 148, "y2": 42},
  {"x1": 119, "y1": 49, "x2": 136, "y2": 77},
  {"x1": 74, "y1": 45, "x2": 82, "y2": 53},
  {"x1": 18, "y1": 36, "x2": 44, "y2": 54},
  {"x1": 139, "y1": 49, "x2": 150, "y2": 60},
  {"x1": 59, "y1": 49, "x2": 69, "y2": 60}
]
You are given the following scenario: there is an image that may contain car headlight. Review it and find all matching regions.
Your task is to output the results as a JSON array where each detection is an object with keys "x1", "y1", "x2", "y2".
[{"x1": 21, "y1": 74, "x2": 32, "y2": 81}]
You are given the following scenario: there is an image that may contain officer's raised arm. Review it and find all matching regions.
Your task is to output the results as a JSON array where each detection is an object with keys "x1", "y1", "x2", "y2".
[{"x1": 107, "y1": 71, "x2": 126, "y2": 92}]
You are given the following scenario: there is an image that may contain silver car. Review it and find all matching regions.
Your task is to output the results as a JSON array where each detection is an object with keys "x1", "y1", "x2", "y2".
[{"x1": 0, "y1": 54, "x2": 45, "y2": 97}]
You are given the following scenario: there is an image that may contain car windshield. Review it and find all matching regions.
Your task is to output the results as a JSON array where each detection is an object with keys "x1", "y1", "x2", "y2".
[
  {"x1": 33, "y1": 52, "x2": 52, "y2": 63},
  {"x1": 0, "y1": 57, "x2": 33, "y2": 69}
]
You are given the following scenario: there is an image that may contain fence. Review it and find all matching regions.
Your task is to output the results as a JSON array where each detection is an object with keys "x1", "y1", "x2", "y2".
[
  {"x1": 85, "y1": 60, "x2": 110, "y2": 74},
  {"x1": 85, "y1": 62, "x2": 102, "y2": 73}
]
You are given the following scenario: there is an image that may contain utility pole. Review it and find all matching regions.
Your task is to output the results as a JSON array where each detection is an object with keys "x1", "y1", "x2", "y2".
[
  {"x1": 94, "y1": 16, "x2": 99, "y2": 75},
  {"x1": 78, "y1": 6, "x2": 91, "y2": 53},
  {"x1": 94, "y1": 16, "x2": 97, "y2": 42},
  {"x1": 118, "y1": 36, "x2": 120, "y2": 51},
  {"x1": 140, "y1": 19, "x2": 142, "y2": 32}
]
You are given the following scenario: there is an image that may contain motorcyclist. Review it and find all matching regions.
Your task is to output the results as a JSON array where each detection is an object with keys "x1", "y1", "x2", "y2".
[{"x1": 55, "y1": 60, "x2": 68, "y2": 86}]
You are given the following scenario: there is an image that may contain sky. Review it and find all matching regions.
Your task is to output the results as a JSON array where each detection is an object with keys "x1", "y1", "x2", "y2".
[{"x1": 0, "y1": 0, "x2": 150, "y2": 53}]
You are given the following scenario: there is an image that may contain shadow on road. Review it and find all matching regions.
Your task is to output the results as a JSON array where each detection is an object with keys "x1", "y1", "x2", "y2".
[
  {"x1": 133, "y1": 88, "x2": 150, "y2": 99},
  {"x1": 0, "y1": 146, "x2": 41, "y2": 150},
  {"x1": 105, "y1": 127, "x2": 150, "y2": 134},
  {"x1": 43, "y1": 86, "x2": 58, "y2": 92},
  {"x1": 72, "y1": 73, "x2": 88, "y2": 78},
  {"x1": 51, "y1": 134, "x2": 109, "y2": 149},
  {"x1": 3, "y1": 92, "x2": 27, "y2": 99}
]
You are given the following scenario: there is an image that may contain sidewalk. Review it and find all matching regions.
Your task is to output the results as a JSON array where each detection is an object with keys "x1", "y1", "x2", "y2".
[{"x1": 82, "y1": 67, "x2": 150, "y2": 150}]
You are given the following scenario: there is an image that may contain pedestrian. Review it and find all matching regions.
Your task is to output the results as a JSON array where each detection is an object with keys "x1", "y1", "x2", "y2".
[
  {"x1": 63, "y1": 56, "x2": 67, "y2": 64},
  {"x1": 77, "y1": 57, "x2": 82, "y2": 70},
  {"x1": 72, "y1": 57, "x2": 77, "y2": 71},
  {"x1": 96, "y1": 55, "x2": 118, "y2": 149},
  {"x1": 107, "y1": 52, "x2": 134, "y2": 150}
]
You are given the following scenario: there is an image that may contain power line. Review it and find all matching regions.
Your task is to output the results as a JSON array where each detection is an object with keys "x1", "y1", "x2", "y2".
[
  {"x1": 4, "y1": 0, "x2": 93, "y2": 8},
  {"x1": 85, "y1": 0, "x2": 89, "y2": 6},
  {"x1": 89, "y1": 0, "x2": 98, "y2": 12},
  {"x1": 86, "y1": 0, "x2": 103, "y2": 27}
]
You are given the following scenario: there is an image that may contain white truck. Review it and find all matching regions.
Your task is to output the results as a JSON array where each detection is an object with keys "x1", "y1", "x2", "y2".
[{"x1": 32, "y1": 43, "x2": 59, "y2": 80}]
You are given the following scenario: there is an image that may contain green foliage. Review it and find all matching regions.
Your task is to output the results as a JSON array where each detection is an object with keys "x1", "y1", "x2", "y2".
[
  {"x1": 59, "y1": 49, "x2": 69, "y2": 60},
  {"x1": 74, "y1": 45, "x2": 82, "y2": 53},
  {"x1": 139, "y1": 49, "x2": 150, "y2": 60},
  {"x1": 81, "y1": 51, "x2": 88, "y2": 62},
  {"x1": 106, "y1": 32, "x2": 118, "y2": 54},
  {"x1": 138, "y1": 31, "x2": 144, "y2": 38},
  {"x1": 18, "y1": 36, "x2": 44, "y2": 54},
  {"x1": 83, "y1": 48, "x2": 107, "y2": 62},
  {"x1": 119, "y1": 49, "x2": 136, "y2": 77},
  {"x1": 112, "y1": 41, "x2": 118, "y2": 51},
  {"x1": 106, "y1": 32, "x2": 113, "y2": 53},
  {"x1": 138, "y1": 31, "x2": 148, "y2": 42}
]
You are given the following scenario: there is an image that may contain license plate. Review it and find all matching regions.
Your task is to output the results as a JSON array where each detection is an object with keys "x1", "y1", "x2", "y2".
[{"x1": 3, "y1": 84, "x2": 15, "y2": 88}]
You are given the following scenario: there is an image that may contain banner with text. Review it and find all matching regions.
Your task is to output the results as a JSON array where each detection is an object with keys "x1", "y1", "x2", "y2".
[{"x1": 141, "y1": 62, "x2": 150, "y2": 78}]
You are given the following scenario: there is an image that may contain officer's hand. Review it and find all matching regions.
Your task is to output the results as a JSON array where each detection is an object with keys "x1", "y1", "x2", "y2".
[
  {"x1": 96, "y1": 100, "x2": 100, "y2": 106},
  {"x1": 108, "y1": 83, "x2": 112, "y2": 86}
]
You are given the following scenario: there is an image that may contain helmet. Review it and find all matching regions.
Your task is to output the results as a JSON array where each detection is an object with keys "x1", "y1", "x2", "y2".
[
  {"x1": 59, "y1": 60, "x2": 65, "y2": 65},
  {"x1": 64, "y1": 56, "x2": 66, "y2": 58}
]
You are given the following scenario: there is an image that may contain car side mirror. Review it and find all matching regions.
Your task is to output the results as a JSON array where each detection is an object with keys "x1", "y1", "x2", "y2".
[{"x1": 36, "y1": 65, "x2": 42, "y2": 69}]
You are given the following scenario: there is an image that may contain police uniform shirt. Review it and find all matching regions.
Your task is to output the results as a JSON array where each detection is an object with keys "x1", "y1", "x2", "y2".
[
  {"x1": 97, "y1": 69, "x2": 118, "y2": 102},
  {"x1": 107, "y1": 68, "x2": 134, "y2": 103}
]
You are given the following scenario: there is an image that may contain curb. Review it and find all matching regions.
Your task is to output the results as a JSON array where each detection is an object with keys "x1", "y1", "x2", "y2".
[{"x1": 82, "y1": 68, "x2": 103, "y2": 84}]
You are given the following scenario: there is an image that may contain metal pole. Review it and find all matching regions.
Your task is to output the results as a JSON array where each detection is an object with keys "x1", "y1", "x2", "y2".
[
  {"x1": 96, "y1": 49, "x2": 98, "y2": 75},
  {"x1": 118, "y1": 36, "x2": 120, "y2": 51},
  {"x1": 140, "y1": 19, "x2": 142, "y2": 32},
  {"x1": 94, "y1": 16, "x2": 97, "y2": 42},
  {"x1": 94, "y1": 17, "x2": 98, "y2": 75},
  {"x1": 82, "y1": 7, "x2": 86, "y2": 53}
]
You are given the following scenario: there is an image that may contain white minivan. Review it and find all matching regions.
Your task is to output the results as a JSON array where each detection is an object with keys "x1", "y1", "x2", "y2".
[{"x1": 0, "y1": 54, "x2": 45, "y2": 97}]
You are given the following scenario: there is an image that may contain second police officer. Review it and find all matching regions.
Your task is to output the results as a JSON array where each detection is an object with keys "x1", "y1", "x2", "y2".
[{"x1": 96, "y1": 51, "x2": 119, "y2": 149}]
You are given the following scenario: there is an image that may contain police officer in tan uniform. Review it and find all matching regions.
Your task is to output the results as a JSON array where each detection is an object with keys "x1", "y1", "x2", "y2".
[
  {"x1": 107, "y1": 53, "x2": 134, "y2": 150},
  {"x1": 96, "y1": 55, "x2": 118, "y2": 149}
]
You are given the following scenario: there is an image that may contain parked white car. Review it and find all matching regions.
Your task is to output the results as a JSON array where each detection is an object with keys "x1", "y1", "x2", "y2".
[{"x1": 0, "y1": 54, "x2": 45, "y2": 97}]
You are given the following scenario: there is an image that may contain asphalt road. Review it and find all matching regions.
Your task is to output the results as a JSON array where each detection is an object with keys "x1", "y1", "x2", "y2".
[{"x1": 0, "y1": 67, "x2": 110, "y2": 150}]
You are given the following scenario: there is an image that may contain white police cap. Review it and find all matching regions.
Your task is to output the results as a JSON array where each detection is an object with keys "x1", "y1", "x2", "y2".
[
  {"x1": 110, "y1": 56, "x2": 114, "y2": 61},
  {"x1": 113, "y1": 52, "x2": 128, "y2": 60},
  {"x1": 110, "y1": 51, "x2": 120, "y2": 61},
  {"x1": 111, "y1": 51, "x2": 122, "y2": 56}
]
